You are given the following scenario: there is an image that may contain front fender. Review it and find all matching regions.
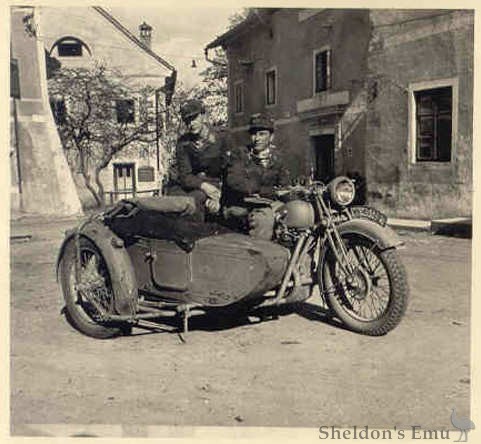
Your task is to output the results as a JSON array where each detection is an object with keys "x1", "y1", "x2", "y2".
[
  {"x1": 56, "y1": 219, "x2": 138, "y2": 316},
  {"x1": 337, "y1": 218, "x2": 403, "y2": 251},
  {"x1": 317, "y1": 219, "x2": 403, "y2": 299}
]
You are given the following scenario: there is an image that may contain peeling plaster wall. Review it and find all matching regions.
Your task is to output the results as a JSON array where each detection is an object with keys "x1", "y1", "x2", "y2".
[{"x1": 366, "y1": 10, "x2": 473, "y2": 218}]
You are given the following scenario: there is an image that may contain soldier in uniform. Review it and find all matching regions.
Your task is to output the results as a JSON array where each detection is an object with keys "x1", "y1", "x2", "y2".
[
  {"x1": 222, "y1": 113, "x2": 290, "y2": 238},
  {"x1": 169, "y1": 99, "x2": 228, "y2": 221}
]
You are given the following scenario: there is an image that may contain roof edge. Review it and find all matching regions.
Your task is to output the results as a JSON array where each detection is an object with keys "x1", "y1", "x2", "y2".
[
  {"x1": 92, "y1": 6, "x2": 176, "y2": 73},
  {"x1": 205, "y1": 8, "x2": 279, "y2": 50}
]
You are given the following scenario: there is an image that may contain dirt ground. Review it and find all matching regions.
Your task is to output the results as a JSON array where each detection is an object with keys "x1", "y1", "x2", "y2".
[{"x1": 9, "y1": 217, "x2": 471, "y2": 436}]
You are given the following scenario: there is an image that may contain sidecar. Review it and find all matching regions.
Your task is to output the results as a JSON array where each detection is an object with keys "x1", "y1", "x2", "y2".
[{"x1": 57, "y1": 196, "x2": 290, "y2": 339}]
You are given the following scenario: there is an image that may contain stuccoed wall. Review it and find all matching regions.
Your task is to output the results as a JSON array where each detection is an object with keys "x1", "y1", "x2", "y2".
[
  {"x1": 366, "y1": 10, "x2": 473, "y2": 219},
  {"x1": 225, "y1": 9, "x2": 371, "y2": 179},
  {"x1": 39, "y1": 6, "x2": 170, "y2": 90},
  {"x1": 10, "y1": 7, "x2": 83, "y2": 216}
]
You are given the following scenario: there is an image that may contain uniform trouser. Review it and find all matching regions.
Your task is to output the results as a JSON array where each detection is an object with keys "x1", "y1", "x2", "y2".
[{"x1": 166, "y1": 186, "x2": 207, "y2": 222}]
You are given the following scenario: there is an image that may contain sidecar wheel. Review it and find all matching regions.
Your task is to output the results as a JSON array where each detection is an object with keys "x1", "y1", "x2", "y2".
[
  {"x1": 322, "y1": 235, "x2": 409, "y2": 336},
  {"x1": 60, "y1": 237, "x2": 129, "y2": 339}
]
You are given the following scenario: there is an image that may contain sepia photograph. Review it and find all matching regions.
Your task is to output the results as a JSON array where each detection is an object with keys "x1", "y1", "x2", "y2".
[{"x1": 8, "y1": 1, "x2": 475, "y2": 439}]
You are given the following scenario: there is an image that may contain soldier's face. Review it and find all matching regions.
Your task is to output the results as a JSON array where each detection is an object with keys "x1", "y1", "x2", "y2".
[
  {"x1": 190, "y1": 113, "x2": 208, "y2": 136},
  {"x1": 252, "y1": 130, "x2": 273, "y2": 150}
]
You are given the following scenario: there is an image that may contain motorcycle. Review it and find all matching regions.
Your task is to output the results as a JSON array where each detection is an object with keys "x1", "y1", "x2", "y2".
[{"x1": 56, "y1": 176, "x2": 409, "y2": 339}]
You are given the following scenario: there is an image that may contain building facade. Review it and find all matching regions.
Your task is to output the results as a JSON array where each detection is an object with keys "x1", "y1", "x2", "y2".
[
  {"x1": 38, "y1": 6, "x2": 176, "y2": 205},
  {"x1": 10, "y1": 7, "x2": 82, "y2": 215},
  {"x1": 366, "y1": 10, "x2": 473, "y2": 218},
  {"x1": 207, "y1": 8, "x2": 473, "y2": 219},
  {"x1": 207, "y1": 9, "x2": 371, "y2": 183}
]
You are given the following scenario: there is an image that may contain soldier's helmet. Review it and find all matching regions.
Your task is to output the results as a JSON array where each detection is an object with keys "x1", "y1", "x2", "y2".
[
  {"x1": 249, "y1": 113, "x2": 274, "y2": 134},
  {"x1": 180, "y1": 99, "x2": 205, "y2": 124}
]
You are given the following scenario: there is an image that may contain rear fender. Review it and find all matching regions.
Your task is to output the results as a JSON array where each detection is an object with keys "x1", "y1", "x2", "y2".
[{"x1": 56, "y1": 220, "x2": 138, "y2": 316}]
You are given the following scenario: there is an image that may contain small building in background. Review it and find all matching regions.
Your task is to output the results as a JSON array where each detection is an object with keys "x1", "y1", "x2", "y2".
[
  {"x1": 206, "y1": 8, "x2": 473, "y2": 219},
  {"x1": 39, "y1": 6, "x2": 176, "y2": 206}
]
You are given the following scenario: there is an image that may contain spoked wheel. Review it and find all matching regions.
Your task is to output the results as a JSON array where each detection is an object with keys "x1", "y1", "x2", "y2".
[
  {"x1": 322, "y1": 234, "x2": 408, "y2": 335},
  {"x1": 59, "y1": 237, "x2": 131, "y2": 339}
]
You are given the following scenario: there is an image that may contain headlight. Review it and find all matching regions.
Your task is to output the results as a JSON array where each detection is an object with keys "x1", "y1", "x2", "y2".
[{"x1": 328, "y1": 176, "x2": 356, "y2": 206}]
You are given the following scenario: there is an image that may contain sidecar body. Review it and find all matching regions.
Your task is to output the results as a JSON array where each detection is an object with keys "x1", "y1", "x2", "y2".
[{"x1": 58, "y1": 197, "x2": 290, "y2": 318}]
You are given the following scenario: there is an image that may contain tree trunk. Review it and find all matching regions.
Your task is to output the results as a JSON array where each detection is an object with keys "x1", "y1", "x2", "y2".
[
  {"x1": 81, "y1": 168, "x2": 102, "y2": 207},
  {"x1": 78, "y1": 149, "x2": 102, "y2": 207},
  {"x1": 94, "y1": 166, "x2": 106, "y2": 207}
]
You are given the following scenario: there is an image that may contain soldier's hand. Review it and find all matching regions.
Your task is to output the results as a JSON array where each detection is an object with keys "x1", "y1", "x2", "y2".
[
  {"x1": 200, "y1": 182, "x2": 221, "y2": 201},
  {"x1": 205, "y1": 198, "x2": 220, "y2": 214}
]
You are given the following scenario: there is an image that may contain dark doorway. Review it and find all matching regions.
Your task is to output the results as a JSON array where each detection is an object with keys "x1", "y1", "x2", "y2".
[{"x1": 312, "y1": 134, "x2": 335, "y2": 182}]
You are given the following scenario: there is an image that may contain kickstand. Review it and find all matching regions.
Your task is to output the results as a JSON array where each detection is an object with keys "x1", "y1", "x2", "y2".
[{"x1": 177, "y1": 305, "x2": 190, "y2": 343}]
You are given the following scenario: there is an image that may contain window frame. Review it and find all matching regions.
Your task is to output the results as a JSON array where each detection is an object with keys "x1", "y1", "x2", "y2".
[
  {"x1": 312, "y1": 46, "x2": 332, "y2": 96},
  {"x1": 233, "y1": 79, "x2": 244, "y2": 115},
  {"x1": 57, "y1": 40, "x2": 82, "y2": 57},
  {"x1": 115, "y1": 98, "x2": 136, "y2": 125},
  {"x1": 50, "y1": 36, "x2": 92, "y2": 58},
  {"x1": 265, "y1": 66, "x2": 277, "y2": 107},
  {"x1": 408, "y1": 78, "x2": 458, "y2": 165}
]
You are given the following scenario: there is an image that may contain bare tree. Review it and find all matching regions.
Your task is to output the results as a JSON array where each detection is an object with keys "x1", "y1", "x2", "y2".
[{"x1": 48, "y1": 65, "x2": 163, "y2": 207}]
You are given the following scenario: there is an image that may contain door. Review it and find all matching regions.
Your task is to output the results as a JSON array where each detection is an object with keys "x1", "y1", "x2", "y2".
[
  {"x1": 312, "y1": 135, "x2": 335, "y2": 182},
  {"x1": 113, "y1": 163, "x2": 136, "y2": 200}
]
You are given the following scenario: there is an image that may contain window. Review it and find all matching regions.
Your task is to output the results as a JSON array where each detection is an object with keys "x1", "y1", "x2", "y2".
[
  {"x1": 414, "y1": 86, "x2": 452, "y2": 162},
  {"x1": 116, "y1": 99, "x2": 135, "y2": 124},
  {"x1": 57, "y1": 39, "x2": 82, "y2": 57},
  {"x1": 265, "y1": 69, "x2": 276, "y2": 106},
  {"x1": 50, "y1": 98, "x2": 66, "y2": 125},
  {"x1": 51, "y1": 37, "x2": 91, "y2": 58},
  {"x1": 234, "y1": 81, "x2": 244, "y2": 114},
  {"x1": 314, "y1": 49, "x2": 331, "y2": 93}
]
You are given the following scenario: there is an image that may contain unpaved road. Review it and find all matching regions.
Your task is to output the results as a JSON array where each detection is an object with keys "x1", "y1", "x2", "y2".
[{"x1": 10, "y1": 218, "x2": 471, "y2": 436}]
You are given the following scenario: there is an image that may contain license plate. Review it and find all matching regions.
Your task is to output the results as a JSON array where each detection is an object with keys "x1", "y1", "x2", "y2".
[{"x1": 350, "y1": 206, "x2": 387, "y2": 227}]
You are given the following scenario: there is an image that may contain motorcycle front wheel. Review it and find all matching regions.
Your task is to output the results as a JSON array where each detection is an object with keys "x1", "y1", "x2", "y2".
[
  {"x1": 321, "y1": 234, "x2": 408, "y2": 336},
  {"x1": 59, "y1": 237, "x2": 131, "y2": 339}
]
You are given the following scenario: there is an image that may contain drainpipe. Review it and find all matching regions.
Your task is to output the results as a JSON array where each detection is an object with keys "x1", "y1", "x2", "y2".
[
  {"x1": 12, "y1": 97, "x2": 22, "y2": 196},
  {"x1": 155, "y1": 88, "x2": 161, "y2": 173}
]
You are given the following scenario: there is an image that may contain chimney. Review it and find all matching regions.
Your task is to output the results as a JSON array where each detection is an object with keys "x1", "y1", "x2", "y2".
[{"x1": 139, "y1": 21, "x2": 152, "y2": 49}]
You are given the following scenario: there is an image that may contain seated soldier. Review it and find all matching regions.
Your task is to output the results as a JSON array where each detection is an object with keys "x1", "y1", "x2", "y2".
[
  {"x1": 222, "y1": 113, "x2": 290, "y2": 239},
  {"x1": 168, "y1": 99, "x2": 228, "y2": 221}
]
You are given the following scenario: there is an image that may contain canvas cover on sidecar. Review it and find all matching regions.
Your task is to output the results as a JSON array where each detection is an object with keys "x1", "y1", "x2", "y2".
[
  {"x1": 104, "y1": 196, "x2": 290, "y2": 306},
  {"x1": 104, "y1": 196, "x2": 232, "y2": 251}
]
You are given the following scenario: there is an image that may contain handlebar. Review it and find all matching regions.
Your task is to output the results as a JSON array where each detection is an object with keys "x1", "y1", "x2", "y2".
[{"x1": 242, "y1": 182, "x2": 328, "y2": 206}]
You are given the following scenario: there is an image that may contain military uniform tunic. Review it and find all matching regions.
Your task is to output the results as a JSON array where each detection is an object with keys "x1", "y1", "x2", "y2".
[
  {"x1": 175, "y1": 132, "x2": 228, "y2": 190},
  {"x1": 222, "y1": 144, "x2": 290, "y2": 208}
]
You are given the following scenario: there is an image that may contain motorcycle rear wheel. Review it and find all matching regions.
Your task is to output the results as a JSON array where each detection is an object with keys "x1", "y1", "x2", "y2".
[
  {"x1": 322, "y1": 234, "x2": 408, "y2": 336},
  {"x1": 60, "y1": 237, "x2": 131, "y2": 339}
]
